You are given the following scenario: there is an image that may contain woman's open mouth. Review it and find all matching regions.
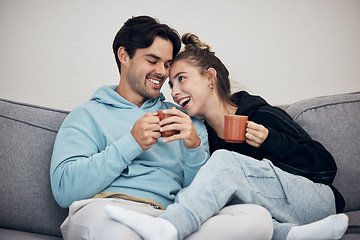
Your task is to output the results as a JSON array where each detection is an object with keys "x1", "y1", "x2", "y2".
[{"x1": 178, "y1": 97, "x2": 191, "y2": 109}]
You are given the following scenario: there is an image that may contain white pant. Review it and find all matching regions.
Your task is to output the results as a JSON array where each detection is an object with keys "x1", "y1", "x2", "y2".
[{"x1": 61, "y1": 197, "x2": 273, "y2": 240}]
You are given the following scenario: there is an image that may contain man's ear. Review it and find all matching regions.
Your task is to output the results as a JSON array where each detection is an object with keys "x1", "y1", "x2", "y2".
[
  {"x1": 207, "y1": 67, "x2": 217, "y2": 86},
  {"x1": 117, "y1": 46, "x2": 129, "y2": 65}
]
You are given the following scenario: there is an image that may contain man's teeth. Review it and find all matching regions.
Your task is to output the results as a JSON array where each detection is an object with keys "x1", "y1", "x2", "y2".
[
  {"x1": 179, "y1": 97, "x2": 191, "y2": 107},
  {"x1": 149, "y1": 78, "x2": 160, "y2": 85}
]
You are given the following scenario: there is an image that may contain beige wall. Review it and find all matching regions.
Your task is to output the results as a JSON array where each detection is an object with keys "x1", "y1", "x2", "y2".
[{"x1": 1, "y1": 0, "x2": 359, "y2": 111}]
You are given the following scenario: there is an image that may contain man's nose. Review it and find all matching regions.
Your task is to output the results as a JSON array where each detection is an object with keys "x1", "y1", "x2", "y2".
[{"x1": 155, "y1": 63, "x2": 168, "y2": 77}]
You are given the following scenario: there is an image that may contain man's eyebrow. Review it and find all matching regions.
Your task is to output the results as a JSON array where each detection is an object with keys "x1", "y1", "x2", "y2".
[
  {"x1": 145, "y1": 54, "x2": 161, "y2": 60},
  {"x1": 146, "y1": 54, "x2": 172, "y2": 63}
]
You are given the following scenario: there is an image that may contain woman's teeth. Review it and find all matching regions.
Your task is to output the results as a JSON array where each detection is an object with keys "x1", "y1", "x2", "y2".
[
  {"x1": 148, "y1": 78, "x2": 160, "y2": 85},
  {"x1": 179, "y1": 97, "x2": 191, "y2": 107}
]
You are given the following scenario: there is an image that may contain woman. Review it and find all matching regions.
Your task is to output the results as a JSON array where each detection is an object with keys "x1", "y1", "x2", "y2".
[{"x1": 105, "y1": 33, "x2": 349, "y2": 240}]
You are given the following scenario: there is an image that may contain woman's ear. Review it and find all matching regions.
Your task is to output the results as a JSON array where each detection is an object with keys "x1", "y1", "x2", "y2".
[
  {"x1": 207, "y1": 67, "x2": 217, "y2": 88},
  {"x1": 117, "y1": 46, "x2": 129, "y2": 65}
]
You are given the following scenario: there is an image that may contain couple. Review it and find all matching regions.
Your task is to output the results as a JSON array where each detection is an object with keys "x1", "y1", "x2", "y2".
[{"x1": 50, "y1": 15, "x2": 348, "y2": 240}]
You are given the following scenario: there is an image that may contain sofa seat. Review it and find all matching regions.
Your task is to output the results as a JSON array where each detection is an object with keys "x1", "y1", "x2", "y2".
[{"x1": 0, "y1": 228, "x2": 62, "y2": 240}]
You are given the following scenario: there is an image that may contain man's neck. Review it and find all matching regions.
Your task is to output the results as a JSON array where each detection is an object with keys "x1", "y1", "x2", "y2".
[
  {"x1": 116, "y1": 81, "x2": 147, "y2": 108},
  {"x1": 116, "y1": 87, "x2": 147, "y2": 107}
]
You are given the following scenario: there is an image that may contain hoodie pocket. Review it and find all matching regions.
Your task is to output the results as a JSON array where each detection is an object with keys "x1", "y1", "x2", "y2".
[{"x1": 242, "y1": 159, "x2": 287, "y2": 200}]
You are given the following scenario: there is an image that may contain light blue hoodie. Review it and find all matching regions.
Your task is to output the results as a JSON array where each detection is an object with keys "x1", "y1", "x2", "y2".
[{"x1": 50, "y1": 85, "x2": 209, "y2": 208}]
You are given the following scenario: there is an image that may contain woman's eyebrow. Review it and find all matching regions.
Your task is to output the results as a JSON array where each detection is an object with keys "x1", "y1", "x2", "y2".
[{"x1": 173, "y1": 72, "x2": 186, "y2": 79}]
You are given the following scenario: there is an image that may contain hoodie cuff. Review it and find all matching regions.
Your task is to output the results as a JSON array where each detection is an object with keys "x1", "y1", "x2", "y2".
[
  {"x1": 185, "y1": 139, "x2": 208, "y2": 166},
  {"x1": 114, "y1": 132, "x2": 143, "y2": 165},
  {"x1": 258, "y1": 128, "x2": 281, "y2": 157}
]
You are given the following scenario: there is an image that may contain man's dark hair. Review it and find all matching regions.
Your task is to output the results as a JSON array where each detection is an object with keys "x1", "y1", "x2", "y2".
[{"x1": 113, "y1": 16, "x2": 181, "y2": 74}]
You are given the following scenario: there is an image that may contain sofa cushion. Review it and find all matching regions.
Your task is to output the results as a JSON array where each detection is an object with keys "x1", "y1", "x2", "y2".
[
  {"x1": 0, "y1": 99, "x2": 69, "y2": 237},
  {"x1": 286, "y1": 92, "x2": 360, "y2": 212},
  {"x1": 0, "y1": 228, "x2": 62, "y2": 240}
]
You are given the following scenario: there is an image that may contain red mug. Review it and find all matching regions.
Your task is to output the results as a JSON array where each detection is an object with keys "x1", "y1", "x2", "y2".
[
  {"x1": 157, "y1": 110, "x2": 180, "y2": 137},
  {"x1": 224, "y1": 115, "x2": 248, "y2": 143}
]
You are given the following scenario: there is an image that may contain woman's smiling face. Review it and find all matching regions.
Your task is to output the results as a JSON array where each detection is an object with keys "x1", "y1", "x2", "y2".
[{"x1": 169, "y1": 60, "x2": 212, "y2": 117}]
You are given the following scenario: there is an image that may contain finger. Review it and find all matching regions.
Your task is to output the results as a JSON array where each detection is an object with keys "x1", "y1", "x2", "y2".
[
  {"x1": 159, "y1": 114, "x2": 190, "y2": 127},
  {"x1": 160, "y1": 122, "x2": 183, "y2": 133},
  {"x1": 151, "y1": 123, "x2": 161, "y2": 132},
  {"x1": 162, "y1": 134, "x2": 181, "y2": 143},
  {"x1": 245, "y1": 139, "x2": 261, "y2": 148},
  {"x1": 144, "y1": 111, "x2": 158, "y2": 117},
  {"x1": 162, "y1": 108, "x2": 187, "y2": 117},
  {"x1": 145, "y1": 114, "x2": 161, "y2": 124},
  {"x1": 247, "y1": 121, "x2": 263, "y2": 131},
  {"x1": 151, "y1": 131, "x2": 162, "y2": 140},
  {"x1": 246, "y1": 127, "x2": 260, "y2": 136},
  {"x1": 159, "y1": 116, "x2": 181, "y2": 127},
  {"x1": 245, "y1": 132, "x2": 260, "y2": 143}
]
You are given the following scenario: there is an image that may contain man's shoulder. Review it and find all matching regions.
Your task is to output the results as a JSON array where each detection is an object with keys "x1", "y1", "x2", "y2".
[{"x1": 62, "y1": 100, "x2": 105, "y2": 125}]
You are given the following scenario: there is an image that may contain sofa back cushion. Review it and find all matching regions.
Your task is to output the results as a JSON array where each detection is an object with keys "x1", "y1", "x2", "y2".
[
  {"x1": 286, "y1": 92, "x2": 360, "y2": 212},
  {"x1": 0, "y1": 99, "x2": 69, "y2": 237}
]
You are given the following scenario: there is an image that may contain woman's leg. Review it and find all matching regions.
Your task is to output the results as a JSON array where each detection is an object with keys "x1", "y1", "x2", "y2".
[
  {"x1": 162, "y1": 150, "x2": 344, "y2": 240},
  {"x1": 285, "y1": 214, "x2": 348, "y2": 240}
]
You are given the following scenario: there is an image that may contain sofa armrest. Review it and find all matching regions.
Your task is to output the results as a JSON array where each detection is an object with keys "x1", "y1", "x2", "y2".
[{"x1": 286, "y1": 92, "x2": 360, "y2": 212}]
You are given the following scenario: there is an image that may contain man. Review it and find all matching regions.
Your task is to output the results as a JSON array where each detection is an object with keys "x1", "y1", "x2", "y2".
[{"x1": 50, "y1": 16, "x2": 209, "y2": 239}]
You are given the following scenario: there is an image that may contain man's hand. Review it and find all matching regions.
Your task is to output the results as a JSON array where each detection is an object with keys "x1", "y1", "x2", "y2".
[
  {"x1": 131, "y1": 112, "x2": 161, "y2": 150},
  {"x1": 245, "y1": 121, "x2": 269, "y2": 148},
  {"x1": 160, "y1": 107, "x2": 201, "y2": 149}
]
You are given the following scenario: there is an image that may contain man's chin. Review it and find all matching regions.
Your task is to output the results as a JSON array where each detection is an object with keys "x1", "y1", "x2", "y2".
[{"x1": 147, "y1": 90, "x2": 161, "y2": 100}]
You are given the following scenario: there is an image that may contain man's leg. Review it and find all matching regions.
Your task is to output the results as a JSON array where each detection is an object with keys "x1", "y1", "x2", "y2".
[
  {"x1": 185, "y1": 204, "x2": 273, "y2": 240},
  {"x1": 105, "y1": 203, "x2": 273, "y2": 240},
  {"x1": 61, "y1": 198, "x2": 164, "y2": 240}
]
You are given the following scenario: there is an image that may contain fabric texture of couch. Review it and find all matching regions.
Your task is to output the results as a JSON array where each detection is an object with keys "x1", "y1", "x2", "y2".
[{"x1": 0, "y1": 91, "x2": 359, "y2": 239}]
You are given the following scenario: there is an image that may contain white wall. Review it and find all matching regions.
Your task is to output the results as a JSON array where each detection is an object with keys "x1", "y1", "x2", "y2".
[{"x1": 1, "y1": 0, "x2": 359, "y2": 111}]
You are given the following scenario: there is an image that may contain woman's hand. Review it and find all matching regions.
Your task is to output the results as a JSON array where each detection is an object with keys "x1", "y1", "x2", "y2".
[
  {"x1": 159, "y1": 107, "x2": 201, "y2": 149},
  {"x1": 245, "y1": 121, "x2": 269, "y2": 148}
]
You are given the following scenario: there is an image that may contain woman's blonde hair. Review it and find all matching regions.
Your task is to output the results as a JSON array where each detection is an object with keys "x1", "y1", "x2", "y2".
[{"x1": 173, "y1": 33, "x2": 234, "y2": 106}]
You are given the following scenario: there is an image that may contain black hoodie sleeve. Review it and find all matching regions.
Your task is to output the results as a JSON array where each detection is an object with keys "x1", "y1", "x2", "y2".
[{"x1": 256, "y1": 107, "x2": 337, "y2": 185}]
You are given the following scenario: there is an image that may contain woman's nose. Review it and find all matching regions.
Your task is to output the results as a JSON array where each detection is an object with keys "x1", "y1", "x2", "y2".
[{"x1": 171, "y1": 83, "x2": 180, "y2": 97}]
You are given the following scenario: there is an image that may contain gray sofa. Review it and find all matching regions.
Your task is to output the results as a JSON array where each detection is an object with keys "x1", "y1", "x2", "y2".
[{"x1": 0, "y1": 91, "x2": 359, "y2": 240}]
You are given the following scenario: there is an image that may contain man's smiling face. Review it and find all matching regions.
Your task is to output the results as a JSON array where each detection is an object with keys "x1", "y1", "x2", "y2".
[{"x1": 124, "y1": 37, "x2": 173, "y2": 106}]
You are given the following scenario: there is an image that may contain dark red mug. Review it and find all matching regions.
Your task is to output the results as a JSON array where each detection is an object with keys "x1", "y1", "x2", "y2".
[{"x1": 224, "y1": 115, "x2": 248, "y2": 143}]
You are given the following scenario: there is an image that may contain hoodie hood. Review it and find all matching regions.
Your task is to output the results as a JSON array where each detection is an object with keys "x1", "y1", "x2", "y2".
[
  {"x1": 91, "y1": 85, "x2": 166, "y2": 110},
  {"x1": 232, "y1": 91, "x2": 268, "y2": 116}
]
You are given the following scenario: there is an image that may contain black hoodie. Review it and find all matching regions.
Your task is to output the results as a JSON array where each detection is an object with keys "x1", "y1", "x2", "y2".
[{"x1": 205, "y1": 91, "x2": 345, "y2": 212}]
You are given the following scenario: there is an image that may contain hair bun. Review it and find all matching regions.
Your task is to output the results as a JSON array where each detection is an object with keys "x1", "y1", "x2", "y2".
[{"x1": 182, "y1": 33, "x2": 211, "y2": 51}]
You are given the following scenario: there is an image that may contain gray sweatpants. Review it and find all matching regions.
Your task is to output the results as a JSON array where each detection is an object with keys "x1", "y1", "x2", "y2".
[{"x1": 161, "y1": 149, "x2": 337, "y2": 240}]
